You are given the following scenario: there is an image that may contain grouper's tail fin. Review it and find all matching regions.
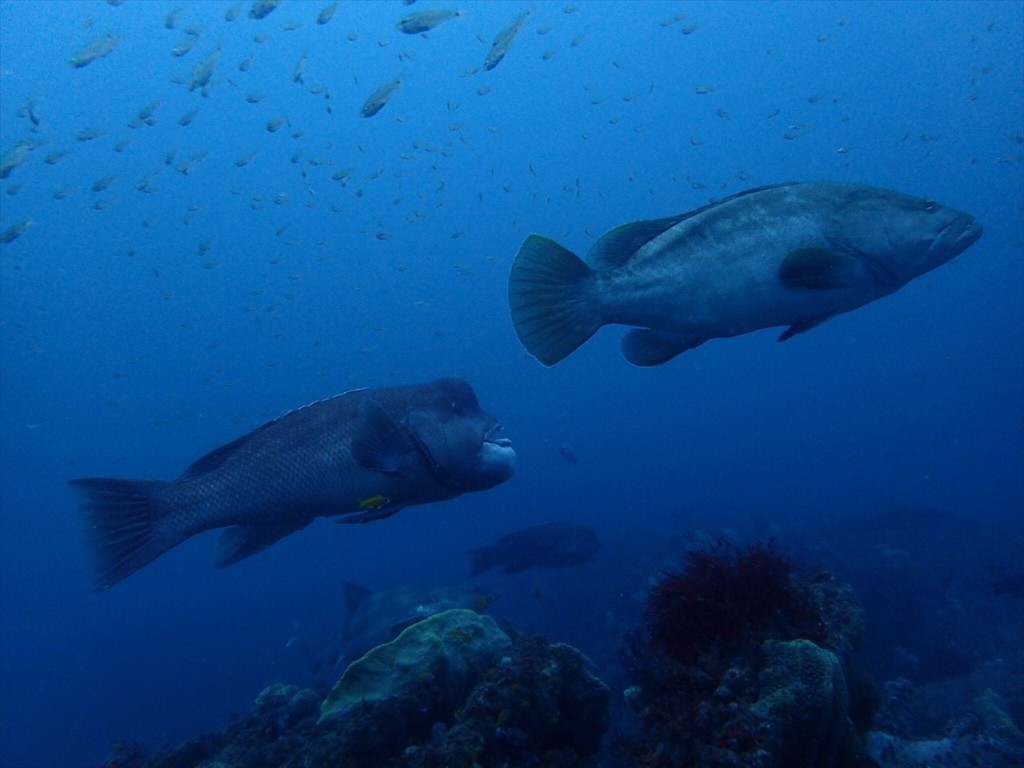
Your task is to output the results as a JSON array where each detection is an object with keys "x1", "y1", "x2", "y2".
[
  {"x1": 68, "y1": 477, "x2": 174, "y2": 590},
  {"x1": 508, "y1": 235, "x2": 601, "y2": 366}
]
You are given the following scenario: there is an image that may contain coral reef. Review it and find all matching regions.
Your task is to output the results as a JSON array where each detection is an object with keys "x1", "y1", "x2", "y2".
[
  {"x1": 106, "y1": 611, "x2": 610, "y2": 768},
  {"x1": 613, "y1": 539, "x2": 875, "y2": 768},
  {"x1": 320, "y1": 608, "x2": 513, "y2": 722}
]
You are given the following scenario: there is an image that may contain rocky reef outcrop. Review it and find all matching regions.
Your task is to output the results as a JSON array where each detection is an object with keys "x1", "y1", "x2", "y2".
[{"x1": 108, "y1": 609, "x2": 610, "y2": 768}]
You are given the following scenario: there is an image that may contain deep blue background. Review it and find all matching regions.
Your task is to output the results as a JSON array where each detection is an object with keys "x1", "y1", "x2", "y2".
[{"x1": 1, "y1": 2, "x2": 1021, "y2": 766}]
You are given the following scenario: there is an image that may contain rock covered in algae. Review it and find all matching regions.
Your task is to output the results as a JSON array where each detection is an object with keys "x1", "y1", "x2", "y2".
[{"x1": 320, "y1": 608, "x2": 513, "y2": 722}]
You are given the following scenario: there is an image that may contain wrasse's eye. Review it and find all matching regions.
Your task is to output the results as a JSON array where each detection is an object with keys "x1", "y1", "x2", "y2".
[{"x1": 922, "y1": 198, "x2": 936, "y2": 212}]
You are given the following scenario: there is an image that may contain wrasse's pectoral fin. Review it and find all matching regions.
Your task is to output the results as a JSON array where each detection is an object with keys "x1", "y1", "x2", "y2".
[
  {"x1": 337, "y1": 504, "x2": 405, "y2": 524},
  {"x1": 621, "y1": 329, "x2": 703, "y2": 366},
  {"x1": 352, "y1": 398, "x2": 411, "y2": 473}
]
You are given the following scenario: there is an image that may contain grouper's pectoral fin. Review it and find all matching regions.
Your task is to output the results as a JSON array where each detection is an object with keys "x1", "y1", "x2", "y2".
[
  {"x1": 779, "y1": 247, "x2": 861, "y2": 290},
  {"x1": 621, "y1": 329, "x2": 704, "y2": 366},
  {"x1": 778, "y1": 313, "x2": 834, "y2": 342},
  {"x1": 216, "y1": 520, "x2": 311, "y2": 567}
]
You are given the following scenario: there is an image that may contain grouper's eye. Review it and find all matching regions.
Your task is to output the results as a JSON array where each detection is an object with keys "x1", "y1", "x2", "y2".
[{"x1": 922, "y1": 198, "x2": 936, "y2": 212}]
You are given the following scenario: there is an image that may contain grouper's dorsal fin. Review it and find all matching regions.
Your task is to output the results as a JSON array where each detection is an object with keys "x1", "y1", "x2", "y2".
[
  {"x1": 587, "y1": 215, "x2": 686, "y2": 269},
  {"x1": 587, "y1": 183, "x2": 801, "y2": 270}
]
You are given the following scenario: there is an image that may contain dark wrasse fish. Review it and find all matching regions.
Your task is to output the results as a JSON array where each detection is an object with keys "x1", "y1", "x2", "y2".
[
  {"x1": 470, "y1": 522, "x2": 600, "y2": 576},
  {"x1": 70, "y1": 378, "x2": 515, "y2": 589},
  {"x1": 508, "y1": 182, "x2": 982, "y2": 366}
]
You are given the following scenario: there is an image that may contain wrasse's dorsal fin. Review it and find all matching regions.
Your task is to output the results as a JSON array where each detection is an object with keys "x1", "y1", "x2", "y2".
[
  {"x1": 180, "y1": 391, "x2": 362, "y2": 480},
  {"x1": 180, "y1": 433, "x2": 255, "y2": 479}
]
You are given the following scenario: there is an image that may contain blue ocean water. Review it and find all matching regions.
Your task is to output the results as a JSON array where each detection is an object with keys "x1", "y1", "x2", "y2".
[{"x1": 0, "y1": 1, "x2": 1021, "y2": 766}]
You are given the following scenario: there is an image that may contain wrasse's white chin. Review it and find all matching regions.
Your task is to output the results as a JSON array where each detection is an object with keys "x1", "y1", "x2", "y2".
[{"x1": 479, "y1": 440, "x2": 516, "y2": 480}]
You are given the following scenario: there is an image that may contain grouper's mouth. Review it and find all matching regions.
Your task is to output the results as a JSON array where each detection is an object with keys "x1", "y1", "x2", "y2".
[
  {"x1": 951, "y1": 217, "x2": 983, "y2": 254},
  {"x1": 935, "y1": 214, "x2": 983, "y2": 258}
]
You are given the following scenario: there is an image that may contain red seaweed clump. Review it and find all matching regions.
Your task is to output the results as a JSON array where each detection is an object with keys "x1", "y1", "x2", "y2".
[{"x1": 646, "y1": 539, "x2": 826, "y2": 664}]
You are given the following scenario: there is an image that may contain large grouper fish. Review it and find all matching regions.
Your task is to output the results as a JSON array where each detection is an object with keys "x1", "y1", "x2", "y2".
[
  {"x1": 508, "y1": 182, "x2": 982, "y2": 366},
  {"x1": 70, "y1": 378, "x2": 515, "y2": 589}
]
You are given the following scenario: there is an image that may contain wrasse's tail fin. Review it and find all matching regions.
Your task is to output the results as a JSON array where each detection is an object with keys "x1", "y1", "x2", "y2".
[
  {"x1": 69, "y1": 478, "x2": 173, "y2": 590},
  {"x1": 508, "y1": 235, "x2": 601, "y2": 366}
]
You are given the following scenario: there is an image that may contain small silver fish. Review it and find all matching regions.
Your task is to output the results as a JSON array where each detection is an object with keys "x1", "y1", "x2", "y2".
[
  {"x1": 484, "y1": 10, "x2": 529, "y2": 71},
  {"x1": 0, "y1": 139, "x2": 34, "y2": 179},
  {"x1": 188, "y1": 45, "x2": 221, "y2": 92},
  {"x1": 360, "y1": 76, "x2": 403, "y2": 118},
  {"x1": 317, "y1": 2, "x2": 339, "y2": 25},
  {"x1": 396, "y1": 9, "x2": 462, "y2": 34},
  {"x1": 171, "y1": 34, "x2": 200, "y2": 58},
  {"x1": 0, "y1": 219, "x2": 32, "y2": 244},
  {"x1": 248, "y1": 0, "x2": 281, "y2": 20},
  {"x1": 68, "y1": 33, "x2": 119, "y2": 68}
]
